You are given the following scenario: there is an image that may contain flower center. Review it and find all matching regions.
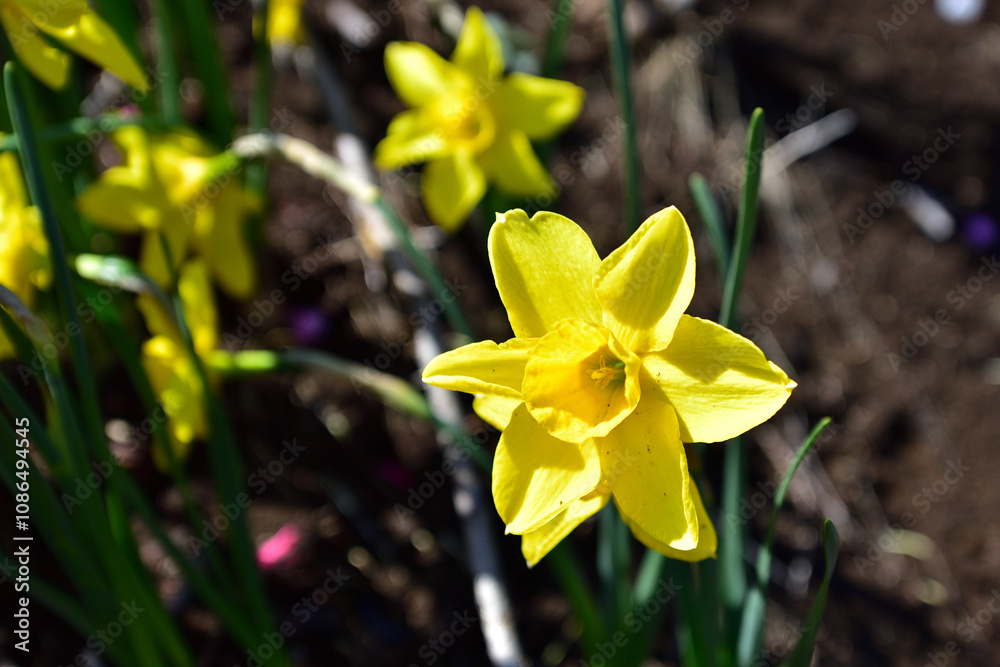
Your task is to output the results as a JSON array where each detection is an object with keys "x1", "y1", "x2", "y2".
[
  {"x1": 521, "y1": 319, "x2": 641, "y2": 442},
  {"x1": 590, "y1": 355, "x2": 625, "y2": 390},
  {"x1": 429, "y1": 87, "x2": 495, "y2": 153}
]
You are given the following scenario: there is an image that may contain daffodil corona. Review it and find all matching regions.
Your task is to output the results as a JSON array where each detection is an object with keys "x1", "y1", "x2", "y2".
[
  {"x1": 374, "y1": 7, "x2": 584, "y2": 231},
  {"x1": 422, "y1": 207, "x2": 795, "y2": 566}
]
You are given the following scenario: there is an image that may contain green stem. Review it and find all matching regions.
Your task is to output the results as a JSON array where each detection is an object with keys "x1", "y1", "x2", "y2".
[
  {"x1": 548, "y1": 542, "x2": 607, "y2": 657},
  {"x1": 688, "y1": 173, "x2": 730, "y2": 282},
  {"x1": 719, "y1": 435, "x2": 746, "y2": 655},
  {"x1": 735, "y1": 419, "x2": 832, "y2": 666},
  {"x1": 247, "y1": 0, "x2": 272, "y2": 199},
  {"x1": 174, "y1": 0, "x2": 235, "y2": 144},
  {"x1": 148, "y1": 0, "x2": 183, "y2": 124},
  {"x1": 719, "y1": 109, "x2": 765, "y2": 331},
  {"x1": 665, "y1": 560, "x2": 717, "y2": 667},
  {"x1": 543, "y1": 0, "x2": 576, "y2": 79},
  {"x1": 596, "y1": 505, "x2": 632, "y2": 638},
  {"x1": 605, "y1": 0, "x2": 639, "y2": 236}
]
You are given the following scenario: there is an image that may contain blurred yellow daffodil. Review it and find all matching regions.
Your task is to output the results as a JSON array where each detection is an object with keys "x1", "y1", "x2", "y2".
[
  {"x1": 374, "y1": 7, "x2": 584, "y2": 231},
  {"x1": 0, "y1": 0, "x2": 147, "y2": 90},
  {"x1": 77, "y1": 126, "x2": 257, "y2": 300},
  {"x1": 423, "y1": 207, "x2": 795, "y2": 566},
  {"x1": 0, "y1": 150, "x2": 50, "y2": 358},
  {"x1": 265, "y1": 0, "x2": 305, "y2": 52},
  {"x1": 137, "y1": 260, "x2": 223, "y2": 468}
]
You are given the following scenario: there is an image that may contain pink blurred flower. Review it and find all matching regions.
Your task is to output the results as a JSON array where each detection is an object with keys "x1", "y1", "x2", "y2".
[{"x1": 257, "y1": 523, "x2": 302, "y2": 570}]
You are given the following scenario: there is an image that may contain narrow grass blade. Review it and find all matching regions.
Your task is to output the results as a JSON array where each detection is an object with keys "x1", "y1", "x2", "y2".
[
  {"x1": 718, "y1": 434, "x2": 746, "y2": 653},
  {"x1": 547, "y1": 543, "x2": 607, "y2": 658},
  {"x1": 173, "y1": 0, "x2": 235, "y2": 144},
  {"x1": 605, "y1": 0, "x2": 639, "y2": 236},
  {"x1": 5, "y1": 63, "x2": 106, "y2": 457},
  {"x1": 171, "y1": 305, "x2": 284, "y2": 661},
  {"x1": 0, "y1": 288, "x2": 46, "y2": 381},
  {"x1": 734, "y1": 418, "x2": 832, "y2": 665},
  {"x1": 246, "y1": 0, "x2": 272, "y2": 199},
  {"x1": 596, "y1": 505, "x2": 632, "y2": 635},
  {"x1": 147, "y1": 0, "x2": 183, "y2": 124},
  {"x1": 719, "y1": 108, "x2": 766, "y2": 331},
  {"x1": 543, "y1": 0, "x2": 575, "y2": 78},
  {"x1": 663, "y1": 559, "x2": 717, "y2": 667},
  {"x1": 82, "y1": 277, "x2": 243, "y2": 606},
  {"x1": 785, "y1": 520, "x2": 839, "y2": 667},
  {"x1": 376, "y1": 199, "x2": 475, "y2": 338},
  {"x1": 689, "y1": 172, "x2": 730, "y2": 281},
  {"x1": 75, "y1": 253, "x2": 174, "y2": 312}
]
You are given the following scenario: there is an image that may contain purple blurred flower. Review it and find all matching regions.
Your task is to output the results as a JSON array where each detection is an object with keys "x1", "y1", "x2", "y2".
[
  {"x1": 961, "y1": 212, "x2": 999, "y2": 253},
  {"x1": 288, "y1": 305, "x2": 330, "y2": 346}
]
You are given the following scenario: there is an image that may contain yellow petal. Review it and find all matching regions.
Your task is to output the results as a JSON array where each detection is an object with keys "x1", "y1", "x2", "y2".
[
  {"x1": 473, "y1": 395, "x2": 520, "y2": 430},
  {"x1": 451, "y1": 7, "x2": 503, "y2": 84},
  {"x1": 77, "y1": 126, "x2": 172, "y2": 232},
  {"x1": 30, "y1": 0, "x2": 147, "y2": 89},
  {"x1": 521, "y1": 492, "x2": 609, "y2": 567},
  {"x1": 619, "y1": 479, "x2": 716, "y2": 561},
  {"x1": 642, "y1": 315, "x2": 795, "y2": 443},
  {"x1": 139, "y1": 224, "x2": 189, "y2": 288},
  {"x1": 493, "y1": 403, "x2": 603, "y2": 535},
  {"x1": 0, "y1": 149, "x2": 29, "y2": 210},
  {"x1": 421, "y1": 150, "x2": 486, "y2": 232},
  {"x1": 494, "y1": 73, "x2": 584, "y2": 140},
  {"x1": 1, "y1": 8, "x2": 70, "y2": 89},
  {"x1": 480, "y1": 128, "x2": 553, "y2": 197},
  {"x1": 266, "y1": 0, "x2": 305, "y2": 47},
  {"x1": 594, "y1": 206, "x2": 695, "y2": 354},
  {"x1": 191, "y1": 184, "x2": 257, "y2": 300},
  {"x1": 422, "y1": 338, "x2": 535, "y2": 400},
  {"x1": 77, "y1": 176, "x2": 161, "y2": 232},
  {"x1": 177, "y1": 260, "x2": 219, "y2": 354},
  {"x1": 384, "y1": 41, "x2": 460, "y2": 108},
  {"x1": 136, "y1": 292, "x2": 177, "y2": 341},
  {"x1": 522, "y1": 319, "x2": 640, "y2": 442},
  {"x1": 141, "y1": 336, "x2": 205, "y2": 461},
  {"x1": 373, "y1": 109, "x2": 449, "y2": 170},
  {"x1": 0, "y1": 201, "x2": 50, "y2": 304},
  {"x1": 488, "y1": 209, "x2": 601, "y2": 338},
  {"x1": 598, "y1": 396, "x2": 699, "y2": 551}
]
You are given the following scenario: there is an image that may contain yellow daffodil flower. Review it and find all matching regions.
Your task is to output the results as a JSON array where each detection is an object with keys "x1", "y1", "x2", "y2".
[
  {"x1": 422, "y1": 207, "x2": 795, "y2": 566},
  {"x1": 137, "y1": 260, "x2": 222, "y2": 468},
  {"x1": 265, "y1": 0, "x2": 305, "y2": 52},
  {"x1": 0, "y1": 150, "x2": 50, "y2": 358},
  {"x1": 374, "y1": 7, "x2": 584, "y2": 232},
  {"x1": 0, "y1": 0, "x2": 147, "y2": 90},
  {"x1": 77, "y1": 126, "x2": 257, "y2": 300}
]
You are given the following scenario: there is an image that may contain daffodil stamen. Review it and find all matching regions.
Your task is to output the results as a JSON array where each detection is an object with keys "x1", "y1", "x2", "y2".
[{"x1": 590, "y1": 355, "x2": 625, "y2": 389}]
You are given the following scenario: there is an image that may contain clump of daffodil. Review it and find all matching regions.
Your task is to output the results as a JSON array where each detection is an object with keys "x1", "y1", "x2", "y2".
[
  {"x1": 422, "y1": 207, "x2": 795, "y2": 566},
  {"x1": 77, "y1": 126, "x2": 257, "y2": 300},
  {"x1": 0, "y1": 150, "x2": 50, "y2": 358},
  {"x1": 374, "y1": 7, "x2": 584, "y2": 232},
  {"x1": 0, "y1": 0, "x2": 147, "y2": 90},
  {"x1": 137, "y1": 260, "x2": 226, "y2": 468}
]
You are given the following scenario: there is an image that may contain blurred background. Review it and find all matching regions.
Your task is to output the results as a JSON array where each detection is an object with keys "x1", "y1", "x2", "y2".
[{"x1": 5, "y1": 0, "x2": 1000, "y2": 664}]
